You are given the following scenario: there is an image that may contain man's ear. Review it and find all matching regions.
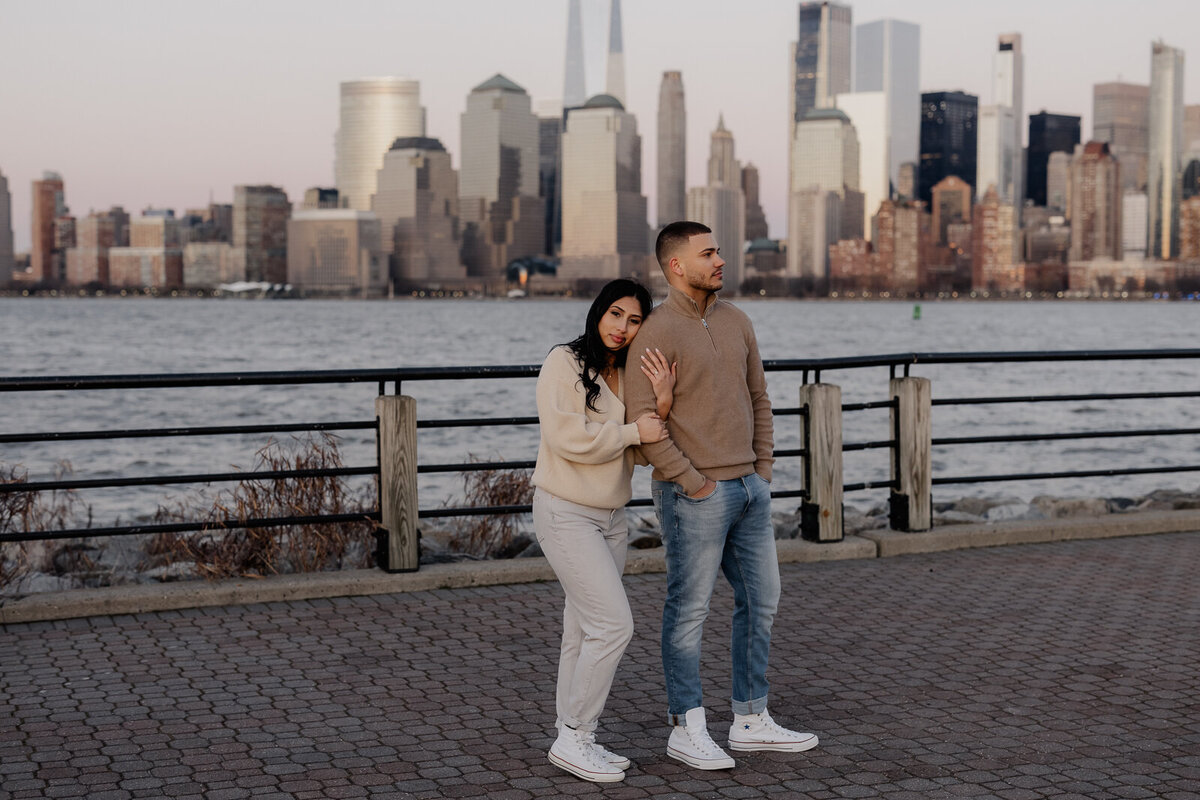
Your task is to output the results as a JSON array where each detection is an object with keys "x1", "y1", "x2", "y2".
[{"x1": 669, "y1": 256, "x2": 684, "y2": 276}]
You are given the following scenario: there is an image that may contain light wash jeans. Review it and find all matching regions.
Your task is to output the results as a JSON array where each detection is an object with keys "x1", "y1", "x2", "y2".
[
  {"x1": 532, "y1": 487, "x2": 634, "y2": 733},
  {"x1": 653, "y1": 474, "x2": 781, "y2": 724}
]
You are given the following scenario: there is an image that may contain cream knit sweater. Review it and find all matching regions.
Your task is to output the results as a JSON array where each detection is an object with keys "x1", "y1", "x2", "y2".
[{"x1": 531, "y1": 346, "x2": 643, "y2": 509}]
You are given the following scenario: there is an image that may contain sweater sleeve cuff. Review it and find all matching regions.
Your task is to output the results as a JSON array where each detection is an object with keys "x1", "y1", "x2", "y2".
[
  {"x1": 679, "y1": 469, "x2": 706, "y2": 496},
  {"x1": 624, "y1": 422, "x2": 642, "y2": 447}
]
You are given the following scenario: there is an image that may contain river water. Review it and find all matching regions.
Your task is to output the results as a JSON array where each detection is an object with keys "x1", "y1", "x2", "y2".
[{"x1": 2, "y1": 296, "x2": 1199, "y2": 527}]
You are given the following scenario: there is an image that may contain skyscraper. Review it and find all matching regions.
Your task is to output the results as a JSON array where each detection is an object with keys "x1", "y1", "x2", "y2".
[
  {"x1": 538, "y1": 110, "x2": 563, "y2": 256},
  {"x1": 335, "y1": 78, "x2": 426, "y2": 212},
  {"x1": 1148, "y1": 41, "x2": 1185, "y2": 260},
  {"x1": 854, "y1": 19, "x2": 921, "y2": 195},
  {"x1": 459, "y1": 74, "x2": 543, "y2": 279},
  {"x1": 978, "y1": 33, "x2": 1024, "y2": 215},
  {"x1": 559, "y1": 94, "x2": 649, "y2": 282},
  {"x1": 687, "y1": 116, "x2": 746, "y2": 291},
  {"x1": 0, "y1": 170, "x2": 13, "y2": 286},
  {"x1": 789, "y1": 108, "x2": 862, "y2": 278},
  {"x1": 373, "y1": 136, "x2": 465, "y2": 285},
  {"x1": 1068, "y1": 142, "x2": 1122, "y2": 263},
  {"x1": 971, "y1": 185, "x2": 1020, "y2": 291},
  {"x1": 742, "y1": 163, "x2": 769, "y2": 240},
  {"x1": 1026, "y1": 112, "x2": 1081, "y2": 207},
  {"x1": 563, "y1": 0, "x2": 587, "y2": 109},
  {"x1": 286, "y1": 210, "x2": 386, "y2": 295},
  {"x1": 790, "y1": 1, "x2": 850, "y2": 194},
  {"x1": 1094, "y1": 82, "x2": 1150, "y2": 192},
  {"x1": 834, "y1": 91, "x2": 887, "y2": 236},
  {"x1": 657, "y1": 71, "x2": 687, "y2": 227},
  {"x1": 790, "y1": 2, "x2": 852, "y2": 132},
  {"x1": 233, "y1": 185, "x2": 290, "y2": 284},
  {"x1": 605, "y1": 0, "x2": 626, "y2": 106},
  {"x1": 31, "y1": 171, "x2": 66, "y2": 285},
  {"x1": 919, "y1": 91, "x2": 978, "y2": 206}
]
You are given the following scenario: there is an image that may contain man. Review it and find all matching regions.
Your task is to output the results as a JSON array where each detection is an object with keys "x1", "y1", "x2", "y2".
[{"x1": 625, "y1": 221, "x2": 817, "y2": 770}]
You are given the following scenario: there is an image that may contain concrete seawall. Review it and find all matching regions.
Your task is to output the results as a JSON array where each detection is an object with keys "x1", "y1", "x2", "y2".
[{"x1": 4, "y1": 508, "x2": 1197, "y2": 625}]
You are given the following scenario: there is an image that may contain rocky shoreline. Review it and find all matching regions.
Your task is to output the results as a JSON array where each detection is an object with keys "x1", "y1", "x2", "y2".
[{"x1": 5, "y1": 487, "x2": 1200, "y2": 599}]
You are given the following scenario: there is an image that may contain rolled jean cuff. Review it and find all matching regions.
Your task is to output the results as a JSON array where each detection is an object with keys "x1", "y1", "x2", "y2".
[{"x1": 732, "y1": 695, "x2": 768, "y2": 716}]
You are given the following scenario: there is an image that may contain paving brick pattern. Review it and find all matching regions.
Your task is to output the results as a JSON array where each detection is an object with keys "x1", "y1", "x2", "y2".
[{"x1": 3, "y1": 532, "x2": 1199, "y2": 799}]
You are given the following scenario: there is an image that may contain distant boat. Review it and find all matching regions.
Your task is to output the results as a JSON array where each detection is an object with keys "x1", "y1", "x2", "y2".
[{"x1": 506, "y1": 288, "x2": 527, "y2": 299}]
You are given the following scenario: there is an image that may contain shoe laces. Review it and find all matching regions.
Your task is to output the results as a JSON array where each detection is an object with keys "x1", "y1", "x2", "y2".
[
  {"x1": 685, "y1": 722, "x2": 726, "y2": 756},
  {"x1": 581, "y1": 731, "x2": 621, "y2": 763},
  {"x1": 574, "y1": 731, "x2": 613, "y2": 769}
]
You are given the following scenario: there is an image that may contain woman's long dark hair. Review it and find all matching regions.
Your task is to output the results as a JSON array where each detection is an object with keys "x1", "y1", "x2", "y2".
[{"x1": 561, "y1": 279, "x2": 653, "y2": 412}]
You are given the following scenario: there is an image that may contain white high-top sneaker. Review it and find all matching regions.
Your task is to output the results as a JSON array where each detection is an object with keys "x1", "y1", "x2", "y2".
[
  {"x1": 581, "y1": 730, "x2": 632, "y2": 770},
  {"x1": 666, "y1": 707, "x2": 736, "y2": 770},
  {"x1": 728, "y1": 709, "x2": 819, "y2": 752},
  {"x1": 548, "y1": 726, "x2": 625, "y2": 783}
]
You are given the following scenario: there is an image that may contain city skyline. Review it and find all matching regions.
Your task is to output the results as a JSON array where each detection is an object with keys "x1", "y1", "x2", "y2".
[{"x1": 3, "y1": 0, "x2": 1199, "y2": 253}]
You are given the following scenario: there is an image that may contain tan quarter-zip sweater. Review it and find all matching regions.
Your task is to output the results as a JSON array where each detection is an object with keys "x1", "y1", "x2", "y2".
[
  {"x1": 531, "y1": 345, "x2": 643, "y2": 508},
  {"x1": 623, "y1": 287, "x2": 773, "y2": 496}
]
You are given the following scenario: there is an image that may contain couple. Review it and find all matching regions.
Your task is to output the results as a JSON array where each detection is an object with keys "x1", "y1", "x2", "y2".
[{"x1": 531, "y1": 221, "x2": 818, "y2": 783}]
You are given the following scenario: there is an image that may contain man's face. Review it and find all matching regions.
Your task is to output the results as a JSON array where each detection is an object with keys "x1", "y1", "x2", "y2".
[{"x1": 674, "y1": 233, "x2": 725, "y2": 294}]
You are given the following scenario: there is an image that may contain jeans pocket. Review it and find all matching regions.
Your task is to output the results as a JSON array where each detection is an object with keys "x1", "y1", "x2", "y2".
[{"x1": 675, "y1": 480, "x2": 720, "y2": 504}]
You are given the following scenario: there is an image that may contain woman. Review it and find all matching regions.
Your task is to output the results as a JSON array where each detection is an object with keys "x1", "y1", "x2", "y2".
[{"x1": 531, "y1": 278, "x2": 675, "y2": 783}]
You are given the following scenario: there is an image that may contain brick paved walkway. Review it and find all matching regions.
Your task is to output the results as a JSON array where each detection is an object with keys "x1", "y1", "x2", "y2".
[{"x1": 2, "y1": 532, "x2": 1199, "y2": 800}]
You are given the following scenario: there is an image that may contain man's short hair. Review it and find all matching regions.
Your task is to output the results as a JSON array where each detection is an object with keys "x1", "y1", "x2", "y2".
[{"x1": 655, "y1": 221, "x2": 712, "y2": 272}]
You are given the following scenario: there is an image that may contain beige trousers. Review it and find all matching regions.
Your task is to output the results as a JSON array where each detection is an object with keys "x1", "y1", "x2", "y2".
[{"x1": 532, "y1": 487, "x2": 634, "y2": 733}]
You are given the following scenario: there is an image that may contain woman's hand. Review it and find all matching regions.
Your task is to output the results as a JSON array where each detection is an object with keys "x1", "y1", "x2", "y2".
[
  {"x1": 635, "y1": 412, "x2": 668, "y2": 444},
  {"x1": 640, "y1": 348, "x2": 677, "y2": 420}
]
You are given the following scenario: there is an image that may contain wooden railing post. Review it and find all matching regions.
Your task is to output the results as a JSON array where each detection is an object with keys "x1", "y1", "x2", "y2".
[
  {"x1": 889, "y1": 376, "x2": 932, "y2": 531},
  {"x1": 376, "y1": 394, "x2": 418, "y2": 572},
  {"x1": 799, "y1": 383, "x2": 843, "y2": 542}
]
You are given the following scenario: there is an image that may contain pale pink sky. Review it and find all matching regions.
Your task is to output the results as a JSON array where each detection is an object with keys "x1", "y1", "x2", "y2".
[{"x1": 2, "y1": 0, "x2": 1197, "y2": 252}]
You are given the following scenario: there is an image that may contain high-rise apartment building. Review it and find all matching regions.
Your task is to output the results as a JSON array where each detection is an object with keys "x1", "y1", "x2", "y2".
[
  {"x1": 657, "y1": 71, "x2": 687, "y2": 227},
  {"x1": 559, "y1": 95, "x2": 649, "y2": 282},
  {"x1": 606, "y1": 0, "x2": 626, "y2": 106},
  {"x1": 373, "y1": 136, "x2": 465, "y2": 285},
  {"x1": 65, "y1": 207, "x2": 128, "y2": 286},
  {"x1": 109, "y1": 214, "x2": 183, "y2": 288},
  {"x1": 789, "y1": 108, "x2": 862, "y2": 278},
  {"x1": 1148, "y1": 41, "x2": 1185, "y2": 260},
  {"x1": 919, "y1": 91, "x2": 978, "y2": 206},
  {"x1": 286, "y1": 210, "x2": 386, "y2": 295},
  {"x1": 0, "y1": 170, "x2": 13, "y2": 286},
  {"x1": 854, "y1": 19, "x2": 920, "y2": 195},
  {"x1": 335, "y1": 78, "x2": 426, "y2": 212},
  {"x1": 687, "y1": 117, "x2": 746, "y2": 291},
  {"x1": 742, "y1": 163, "x2": 769, "y2": 240},
  {"x1": 1094, "y1": 82, "x2": 1150, "y2": 191},
  {"x1": 972, "y1": 185, "x2": 1020, "y2": 291},
  {"x1": 1069, "y1": 142, "x2": 1122, "y2": 263},
  {"x1": 459, "y1": 74, "x2": 543, "y2": 279},
  {"x1": 834, "y1": 91, "x2": 887, "y2": 237},
  {"x1": 872, "y1": 200, "x2": 929, "y2": 294},
  {"x1": 930, "y1": 175, "x2": 972, "y2": 246},
  {"x1": 232, "y1": 185, "x2": 290, "y2": 284},
  {"x1": 1179, "y1": 196, "x2": 1200, "y2": 260},
  {"x1": 1123, "y1": 192, "x2": 1149, "y2": 258},
  {"x1": 1186, "y1": 105, "x2": 1200, "y2": 151},
  {"x1": 31, "y1": 171, "x2": 66, "y2": 284},
  {"x1": 1027, "y1": 112, "x2": 1081, "y2": 207}
]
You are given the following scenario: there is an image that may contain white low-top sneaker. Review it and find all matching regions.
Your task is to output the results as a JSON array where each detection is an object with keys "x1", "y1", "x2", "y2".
[
  {"x1": 728, "y1": 709, "x2": 819, "y2": 752},
  {"x1": 666, "y1": 707, "x2": 736, "y2": 770},
  {"x1": 582, "y1": 730, "x2": 632, "y2": 770},
  {"x1": 548, "y1": 726, "x2": 625, "y2": 783}
]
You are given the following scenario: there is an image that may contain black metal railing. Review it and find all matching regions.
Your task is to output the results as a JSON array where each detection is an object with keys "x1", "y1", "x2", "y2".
[{"x1": 3, "y1": 348, "x2": 1200, "y2": 556}]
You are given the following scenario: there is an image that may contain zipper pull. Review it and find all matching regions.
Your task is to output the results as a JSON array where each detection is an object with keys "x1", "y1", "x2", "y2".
[{"x1": 702, "y1": 319, "x2": 709, "y2": 329}]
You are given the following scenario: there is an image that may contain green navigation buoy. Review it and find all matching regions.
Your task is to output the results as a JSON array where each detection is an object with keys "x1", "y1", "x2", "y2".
[{"x1": 913, "y1": 304, "x2": 922, "y2": 320}]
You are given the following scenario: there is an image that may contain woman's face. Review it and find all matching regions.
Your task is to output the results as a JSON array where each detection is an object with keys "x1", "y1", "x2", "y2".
[{"x1": 597, "y1": 295, "x2": 645, "y2": 352}]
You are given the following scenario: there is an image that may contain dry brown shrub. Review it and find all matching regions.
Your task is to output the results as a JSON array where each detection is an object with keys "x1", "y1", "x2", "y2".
[
  {"x1": 1, "y1": 462, "x2": 90, "y2": 590},
  {"x1": 447, "y1": 460, "x2": 533, "y2": 558},
  {"x1": 147, "y1": 435, "x2": 377, "y2": 580}
]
